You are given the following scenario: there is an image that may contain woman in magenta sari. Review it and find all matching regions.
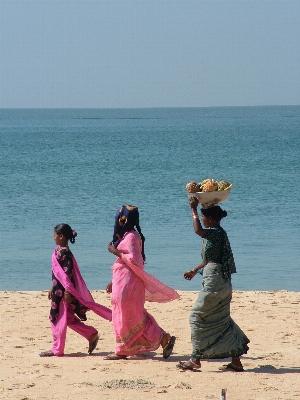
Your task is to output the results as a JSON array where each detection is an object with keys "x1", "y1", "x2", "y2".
[
  {"x1": 105, "y1": 205, "x2": 179, "y2": 360},
  {"x1": 39, "y1": 224, "x2": 112, "y2": 357}
]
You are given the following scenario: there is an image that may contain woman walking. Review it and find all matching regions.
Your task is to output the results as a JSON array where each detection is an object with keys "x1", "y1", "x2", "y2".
[
  {"x1": 105, "y1": 205, "x2": 179, "y2": 360},
  {"x1": 177, "y1": 197, "x2": 249, "y2": 371}
]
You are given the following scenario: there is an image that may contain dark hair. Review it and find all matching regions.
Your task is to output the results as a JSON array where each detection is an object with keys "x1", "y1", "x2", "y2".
[
  {"x1": 201, "y1": 206, "x2": 227, "y2": 222},
  {"x1": 135, "y1": 222, "x2": 146, "y2": 262},
  {"x1": 129, "y1": 210, "x2": 146, "y2": 261},
  {"x1": 54, "y1": 223, "x2": 77, "y2": 244}
]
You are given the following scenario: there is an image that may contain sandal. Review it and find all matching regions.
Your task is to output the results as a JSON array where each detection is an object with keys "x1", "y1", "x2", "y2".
[
  {"x1": 176, "y1": 359, "x2": 201, "y2": 371},
  {"x1": 103, "y1": 353, "x2": 127, "y2": 360},
  {"x1": 39, "y1": 350, "x2": 55, "y2": 357},
  {"x1": 163, "y1": 336, "x2": 176, "y2": 359},
  {"x1": 218, "y1": 362, "x2": 244, "y2": 372},
  {"x1": 88, "y1": 333, "x2": 99, "y2": 354}
]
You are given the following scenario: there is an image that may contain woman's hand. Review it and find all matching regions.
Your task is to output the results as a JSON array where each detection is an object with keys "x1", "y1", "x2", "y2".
[
  {"x1": 48, "y1": 287, "x2": 53, "y2": 300},
  {"x1": 64, "y1": 291, "x2": 73, "y2": 304},
  {"x1": 108, "y1": 242, "x2": 121, "y2": 257},
  {"x1": 183, "y1": 269, "x2": 197, "y2": 281},
  {"x1": 189, "y1": 196, "x2": 199, "y2": 210},
  {"x1": 106, "y1": 282, "x2": 112, "y2": 294},
  {"x1": 108, "y1": 242, "x2": 116, "y2": 254}
]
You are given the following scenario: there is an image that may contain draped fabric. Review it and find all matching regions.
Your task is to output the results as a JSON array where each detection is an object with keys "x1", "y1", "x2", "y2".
[
  {"x1": 51, "y1": 248, "x2": 112, "y2": 322},
  {"x1": 49, "y1": 248, "x2": 112, "y2": 355},
  {"x1": 50, "y1": 247, "x2": 88, "y2": 323},
  {"x1": 110, "y1": 231, "x2": 179, "y2": 355},
  {"x1": 190, "y1": 263, "x2": 249, "y2": 359}
]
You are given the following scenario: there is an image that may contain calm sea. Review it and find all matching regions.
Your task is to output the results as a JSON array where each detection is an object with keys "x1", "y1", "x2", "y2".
[{"x1": 0, "y1": 106, "x2": 299, "y2": 292}]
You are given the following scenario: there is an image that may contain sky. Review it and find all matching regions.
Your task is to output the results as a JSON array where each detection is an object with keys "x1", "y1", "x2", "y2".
[{"x1": 0, "y1": 0, "x2": 299, "y2": 108}]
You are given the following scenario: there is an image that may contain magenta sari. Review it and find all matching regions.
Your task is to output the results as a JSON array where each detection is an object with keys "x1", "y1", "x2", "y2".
[{"x1": 111, "y1": 231, "x2": 179, "y2": 355}]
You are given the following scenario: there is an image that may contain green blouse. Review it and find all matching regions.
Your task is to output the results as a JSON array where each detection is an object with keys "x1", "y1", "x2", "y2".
[{"x1": 202, "y1": 225, "x2": 236, "y2": 279}]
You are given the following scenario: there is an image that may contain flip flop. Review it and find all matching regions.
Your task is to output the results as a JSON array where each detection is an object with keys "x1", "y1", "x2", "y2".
[
  {"x1": 218, "y1": 362, "x2": 244, "y2": 372},
  {"x1": 88, "y1": 334, "x2": 99, "y2": 354},
  {"x1": 163, "y1": 335, "x2": 176, "y2": 359},
  {"x1": 103, "y1": 353, "x2": 127, "y2": 360},
  {"x1": 176, "y1": 359, "x2": 201, "y2": 371},
  {"x1": 39, "y1": 350, "x2": 55, "y2": 357}
]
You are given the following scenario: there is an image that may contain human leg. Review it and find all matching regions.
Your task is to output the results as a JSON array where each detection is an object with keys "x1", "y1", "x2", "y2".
[
  {"x1": 67, "y1": 306, "x2": 99, "y2": 353},
  {"x1": 67, "y1": 307, "x2": 97, "y2": 339},
  {"x1": 232, "y1": 356, "x2": 243, "y2": 368},
  {"x1": 49, "y1": 300, "x2": 68, "y2": 356}
]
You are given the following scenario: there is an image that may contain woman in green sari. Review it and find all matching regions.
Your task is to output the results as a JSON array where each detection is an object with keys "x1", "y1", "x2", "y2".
[{"x1": 177, "y1": 197, "x2": 249, "y2": 372}]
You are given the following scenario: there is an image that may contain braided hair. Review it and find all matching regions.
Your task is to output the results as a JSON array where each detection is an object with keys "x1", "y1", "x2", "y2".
[{"x1": 135, "y1": 222, "x2": 146, "y2": 262}]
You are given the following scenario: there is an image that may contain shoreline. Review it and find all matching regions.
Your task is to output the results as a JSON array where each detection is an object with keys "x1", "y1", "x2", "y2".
[{"x1": 2, "y1": 290, "x2": 300, "y2": 399}]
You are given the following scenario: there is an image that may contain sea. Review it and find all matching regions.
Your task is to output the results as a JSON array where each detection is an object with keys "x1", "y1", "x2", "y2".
[{"x1": 0, "y1": 106, "x2": 299, "y2": 292}]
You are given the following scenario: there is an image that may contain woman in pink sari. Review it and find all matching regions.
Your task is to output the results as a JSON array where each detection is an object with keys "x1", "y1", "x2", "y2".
[
  {"x1": 39, "y1": 224, "x2": 112, "y2": 357},
  {"x1": 104, "y1": 205, "x2": 179, "y2": 360}
]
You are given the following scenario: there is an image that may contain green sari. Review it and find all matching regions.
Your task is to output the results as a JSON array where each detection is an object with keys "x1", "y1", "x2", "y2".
[{"x1": 190, "y1": 238, "x2": 249, "y2": 359}]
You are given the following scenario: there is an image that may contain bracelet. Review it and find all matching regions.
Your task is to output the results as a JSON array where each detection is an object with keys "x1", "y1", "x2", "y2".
[{"x1": 192, "y1": 215, "x2": 199, "y2": 219}]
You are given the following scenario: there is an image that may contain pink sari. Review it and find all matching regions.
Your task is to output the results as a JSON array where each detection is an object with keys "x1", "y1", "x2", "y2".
[
  {"x1": 111, "y1": 231, "x2": 179, "y2": 355},
  {"x1": 51, "y1": 250, "x2": 112, "y2": 354}
]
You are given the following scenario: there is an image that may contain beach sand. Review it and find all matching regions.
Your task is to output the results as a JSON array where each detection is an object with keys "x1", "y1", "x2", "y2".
[{"x1": 1, "y1": 290, "x2": 300, "y2": 400}]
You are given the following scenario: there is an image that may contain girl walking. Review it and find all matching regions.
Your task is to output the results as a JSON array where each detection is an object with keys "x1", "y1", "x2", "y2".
[{"x1": 40, "y1": 224, "x2": 112, "y2": 357}]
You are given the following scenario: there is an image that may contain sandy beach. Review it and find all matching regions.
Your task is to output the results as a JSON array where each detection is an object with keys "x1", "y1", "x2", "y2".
[{"x1": 1, "y1": 289, "x2": 300, "y2": 400}]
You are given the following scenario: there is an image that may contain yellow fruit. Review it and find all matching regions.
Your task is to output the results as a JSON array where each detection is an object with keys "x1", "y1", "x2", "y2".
[
  {"x1": 218, "y1": 180, "x2": 233, "y2": 191},
  {"x1": 199, "y1": 178, "x2": 211, "y2": 188},
  {"x1": 224, "y1": 184, "x2": 233, "y2": 190},
  {"x1": 201, "y1": 179, "x2": 218, "y2": 192},
  {"x1": 186, "y1": 181, "x2": 200, "y2": 193}
]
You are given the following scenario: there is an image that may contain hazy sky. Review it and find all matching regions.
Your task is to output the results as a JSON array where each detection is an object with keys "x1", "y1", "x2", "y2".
[{"x1": 1, "y1": 0, "x2": 299, "y2": 108}]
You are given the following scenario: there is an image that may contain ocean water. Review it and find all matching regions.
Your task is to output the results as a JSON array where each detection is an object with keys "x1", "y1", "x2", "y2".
[{"x1": 0, "y1": 106, "x2": 299, "y2": 292}]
